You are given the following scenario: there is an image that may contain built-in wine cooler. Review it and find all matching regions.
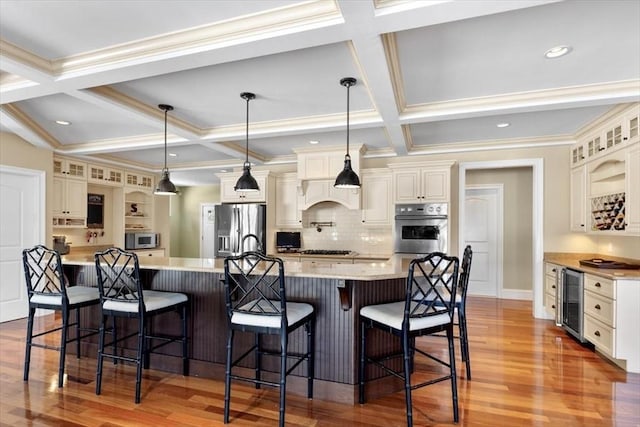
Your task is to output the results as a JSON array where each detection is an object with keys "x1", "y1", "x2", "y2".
[{"x1": 560, "y1": 268, "x2": 586, "y2": 343}]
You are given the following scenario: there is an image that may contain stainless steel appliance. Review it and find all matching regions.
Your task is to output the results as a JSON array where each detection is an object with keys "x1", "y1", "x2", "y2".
[
  {"x1": 560, "y1": 268, "x2": 586, "y2": 342},
  {"x1": 394, "y1": 203, "x2": 448, "y2": 254},
  {"x1": 214, "y1": 203, "x2": 266, "y2": 257},
  {"x1": 125, "y1": 232, "x2": 159, "y2": 250},
  {"x1": 276, "y1": 231, "x2": 301, "y2": 252},
  {"x1": 53, "y1": 235, "x2": 70, "y2": 255}
]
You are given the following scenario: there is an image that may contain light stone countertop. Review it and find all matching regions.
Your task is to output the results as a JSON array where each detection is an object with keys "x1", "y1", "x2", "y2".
[
  {"x1": 544, "y1": 253, "x2": 640, "y2": 280},
  {"x1": 61, "y1": 253, "x2": 411, "y2": 281}
]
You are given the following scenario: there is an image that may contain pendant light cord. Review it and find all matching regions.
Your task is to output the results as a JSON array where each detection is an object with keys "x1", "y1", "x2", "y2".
[
  {"x1": 346, "y1": 82, "x2": 350, "y2": 158},
  {"x1": 163, "y1": 108, "x2": 168, "y2": 172},
  {"x1": 245, "y1": 96, "x2": 250, "y2": 165}
]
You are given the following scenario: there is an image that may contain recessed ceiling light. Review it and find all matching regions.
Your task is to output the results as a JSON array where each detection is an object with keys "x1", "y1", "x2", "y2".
[
  {"x1": 309, "y1": 140, "x2": 320, "y2": 145},
  {"x1": 496, "y1": 122, "x2": 510, "y2": 128},
  {"x1": 220, "y1": 169, "x2": 228, "y2": 173},
  {"x1": 55, "y1": 120, "x2": 71, "y2": 126},
  {"x1": 544, "y1": 45, "x2": 572, "y2": 59},
  {"x1": 169, "y1": 153, "x2": 177, "y2": 157}
]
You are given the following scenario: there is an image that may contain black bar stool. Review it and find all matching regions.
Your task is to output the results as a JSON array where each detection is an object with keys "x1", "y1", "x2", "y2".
[
  {"x1": 94, "y1": 247, "x2": 189, "y2": 403},
  {"x1": 22, "y1": 245, "x2": 100, "y2": 387},
  {"x1": 222, "y1": 251, "x2": 315, "y2": 427},
  {"x1": 359, "y1": 252, "x2": 460, "y2": 426}
]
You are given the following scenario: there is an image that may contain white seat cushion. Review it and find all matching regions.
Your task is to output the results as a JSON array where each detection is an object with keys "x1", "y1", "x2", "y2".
[
  {"x1": 231, "y1": 299, "x2": 313, "y2": 329},
  {"x1": 103, "y1": 290, "x2": 187, "y2": 313},
  {"x1": 30, "y1": 285, "x2": 99, "y2": 307},
  {"x1": 360, "y1": 301, "x2": 451, "y2": 331}
]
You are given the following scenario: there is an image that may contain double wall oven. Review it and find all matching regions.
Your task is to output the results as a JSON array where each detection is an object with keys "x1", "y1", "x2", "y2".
[{"x1": 394, "y1": 203, "x2": 448, "y2": 255}]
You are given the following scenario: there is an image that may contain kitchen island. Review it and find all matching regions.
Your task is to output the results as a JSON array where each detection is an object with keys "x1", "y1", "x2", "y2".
[{"x1": 61, "y1": 254, "x2": 413, "y2": 403}]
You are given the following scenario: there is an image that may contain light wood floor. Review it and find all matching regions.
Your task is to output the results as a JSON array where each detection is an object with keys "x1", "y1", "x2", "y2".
[{"x1": 1, "y1": 298, "x2": 638, "y2": 426}]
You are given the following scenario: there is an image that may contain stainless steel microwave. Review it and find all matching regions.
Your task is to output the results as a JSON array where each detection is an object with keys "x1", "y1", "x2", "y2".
[{"x1": 125, "y1": 232, "x2": 159, "y2": 250}]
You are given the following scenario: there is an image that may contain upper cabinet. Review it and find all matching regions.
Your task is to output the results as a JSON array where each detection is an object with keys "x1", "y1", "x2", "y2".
[
  {"x1": 88, "y1": 164, "x2": 124, "y2": 187},
  {"x1": 52, "y1": 177, "x2": 87, "y2": 228},
  {"x1": 124, "y1": 190, "x2": 153, "y2": 231},
  {"x1": 296, "y1": 145, "x2": 363, "y2": 181},
  {"x1": 125, "y1": 171, "x2": 154, "y2": 192},
  {"x1": 625, "y1": 145, "x2": 640, "y2": 234},
  {"x1": 218, "y1": 170, "x2": 271, "y2": 203},
  {"x1": 360, "y1": 169, "x2": 392, "y2": 226},
  {"x1": 53, "y1": 157, "x2": 87, "y2": 180},
  {"x1": 274, "y1": 173, "x2": 302, "y2": 228},
  {"x1": 570, "y1": 166, "x2": 587, "y2": 232},
  {"x1": 52, "y1": 157, "x2": 87, "y2": 227},
  {"x1": 389, "y1": 161, "x2": 454, "y2": 203},
  {"x1": 575, "y1": 104, "x2": 640, "y2": 165}
]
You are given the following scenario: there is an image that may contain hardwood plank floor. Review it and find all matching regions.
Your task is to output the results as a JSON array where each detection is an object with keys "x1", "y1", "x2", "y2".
[{"x1": 1, "y1": 298, "x2": 638, "y2": 426}]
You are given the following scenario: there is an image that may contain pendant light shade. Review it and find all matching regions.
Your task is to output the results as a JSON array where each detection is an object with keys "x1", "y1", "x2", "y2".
[
  {"x1": 335, "y1": 77, "x2": 361, "y2": 189},
  {"x1": 235, "y1": 92, "x2": 260, "y2": 192},
  {"x1": 154, "y1": 104, "x2": 177, "y2": 195}
]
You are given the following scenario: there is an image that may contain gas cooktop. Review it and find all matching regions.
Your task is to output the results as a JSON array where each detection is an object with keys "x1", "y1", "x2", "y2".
[{"x1": 300, "y1": 250, "x2": 352, "y2": 256}]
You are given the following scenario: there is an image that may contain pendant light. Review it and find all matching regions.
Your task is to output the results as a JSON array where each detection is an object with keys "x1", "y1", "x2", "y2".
[
  {"x1": 154, "y1": 104, "x2": 177, "y2": 195},
  {"x1": 234, "y1": 92, "x2": 260, "y2": 192},
  {"x1": 334, "y1": 77, "x2": 361, "y2": 188}
]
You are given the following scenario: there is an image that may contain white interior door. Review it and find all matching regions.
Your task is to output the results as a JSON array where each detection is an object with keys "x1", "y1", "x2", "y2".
[
  {"x1": 0, "y1": 166, "x2": 44, "y2": 322},
  {"x1": 200, "y1": 203, "x2": 217, "y2": 258},
  {"x1": 464, "y1": 186, "x2": 503, "y2": 297}
]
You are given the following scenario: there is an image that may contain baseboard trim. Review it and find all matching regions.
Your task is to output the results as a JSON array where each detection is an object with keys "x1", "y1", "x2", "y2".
[{"x1": 501, "y1": 289, "x2": 532, "y2": 300}]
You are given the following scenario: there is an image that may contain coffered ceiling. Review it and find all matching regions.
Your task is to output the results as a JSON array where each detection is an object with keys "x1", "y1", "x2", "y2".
[{"x1": 1, "y1": 0, "x2": 638, "y2": 185}]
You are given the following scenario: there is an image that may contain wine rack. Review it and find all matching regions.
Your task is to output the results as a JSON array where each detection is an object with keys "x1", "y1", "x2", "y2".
[{"x1": 591, "y1": 192, "x2": 626, "y2": 231}]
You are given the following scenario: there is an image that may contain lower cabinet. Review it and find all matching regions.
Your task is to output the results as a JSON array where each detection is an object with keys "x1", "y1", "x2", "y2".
[
  {"x1": 544, "y1": 262, "x2": 560, "y2": 319},
  {"x1": 133, "y1": 249, "x2": 165, "y2": 257},
  {"x1": 583, "y1": 273, "x2": 640, "y2": 373}
]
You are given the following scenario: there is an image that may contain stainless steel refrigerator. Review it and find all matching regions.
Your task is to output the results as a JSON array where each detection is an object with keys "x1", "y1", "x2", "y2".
[{"x1": 214, "y1": 203, "x2": 266, "y2": 257}]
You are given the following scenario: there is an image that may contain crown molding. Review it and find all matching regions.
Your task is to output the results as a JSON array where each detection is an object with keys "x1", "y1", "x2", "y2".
[
  {"x1": 51, "y1": 1, "x2": 341, "y2": 76},
  {"x1": 0, "y1": 104, "x2": 61, "y2": 149},
  {"x1": 400, "y1": 80, "x2": 640, "y2": 123},
  {"x1": 407, "y1": 134, "x2": 574, "y2": 156}
]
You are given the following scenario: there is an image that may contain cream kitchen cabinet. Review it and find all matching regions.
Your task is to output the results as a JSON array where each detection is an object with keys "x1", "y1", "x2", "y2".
[
  {"x1": 133, "y1": 249, "x2": 165, "y2": 257},
  {"x1": 52, "y1": 177, "x2": 87, "y2": 228},
  {"x1": 125, "y1": 171, "x2": 154, "y2": 191},
  {"x1": 88, "y1": 164, "x2": 124, "y2": 187},
  {"x1": 275, "y1": 173, "x2": 302, "y2": 228},
  {"x1": 360, "y1": 169, "x2": 392, "y2": 226},
  {"x1": 570, "y1": 166, "x2": 587, "y2": 232},
  {"x1": 570, "y1": 141, "x2": 586, "y2": 167},
  {"x1": 53, "y1": 157, "x2": 87, "y2": 180},
  {"x1": 218, "y1": 170, "x2": 270, "y2": 203},
  {"x1": 296, "y1": 145, "x2": 363, "y2": 180},
  {"x1": 625, "y1": 145, "x2": 640, "y2": 233},
  {"x1": 389, "y1": 161, "x2": 454, "y2": 203},
  {"x1": 543, "y1": 262, "x2": 560, "y2": 319},
  {"x1": 298, "y1": 179, "x2": 360, "y2": 210},
  {"x1": 583, "y1": 273, "x2": 640, "y2": 373}
]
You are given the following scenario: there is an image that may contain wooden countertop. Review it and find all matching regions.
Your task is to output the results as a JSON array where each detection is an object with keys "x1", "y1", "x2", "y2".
[
  {"x1": 61, "y1": 254, "x2": 410, "y2": 281},
  {"x1": 544, "y1": 252, "x2": 640, "y2": 280}
]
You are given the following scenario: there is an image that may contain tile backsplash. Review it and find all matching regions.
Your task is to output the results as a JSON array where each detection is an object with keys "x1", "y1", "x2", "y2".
[{"x1": 285, "y1": 202, "x2": 393, "y2": 255}]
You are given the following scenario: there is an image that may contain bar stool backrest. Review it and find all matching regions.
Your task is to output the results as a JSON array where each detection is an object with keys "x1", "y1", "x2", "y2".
[
  {"x1": 95, "y1": 248, "x2": 143, "y2": 309},
  {"x1": 458, "y1": 245, "x2": 473, "y2": 305},
  {"x1": 223, "y1": 251, "x2": 287, "y2": 329},
  {"x1": 406, "y1": 252, "x2": 459, "y2": 327},
  {"x1": 22, "y1": 245, "x2": 68, "y2": 302}
]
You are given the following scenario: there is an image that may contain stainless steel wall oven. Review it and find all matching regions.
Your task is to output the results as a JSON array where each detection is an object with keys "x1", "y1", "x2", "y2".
[{"x1": 394, "y1": 203, "x2": 448, "y2": 254}]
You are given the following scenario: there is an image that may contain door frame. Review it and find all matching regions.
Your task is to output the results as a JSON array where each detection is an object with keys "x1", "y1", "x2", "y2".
[
  {"x1": 199, "y1": 202, "x2": 219, "y2": 258},
  {"x1": 458, "y1": 159, "x2": 545, "y2": 319},
  {"x1": 465, "y1": 184, "x2": 504, "y2": 298},
  {"x1": 0, "y1": 165, "x2": 46, "y2": 321}
]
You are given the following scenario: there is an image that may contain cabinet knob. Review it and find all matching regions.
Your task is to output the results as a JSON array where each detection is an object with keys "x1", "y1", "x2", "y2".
[
  {"x1": 552, "y1": 285, "x2": 556, "y2": 289},
  {"x1": 551, "y1": 305, "x2": 555, "y2": 309},
  {"x1": 595, "y1": 282, "x2": 601, "y2": 288},
  {"x1": 594, "y1": 304, "x2": 601, "y2": 310},
  {"x1": 552, "y1": 268, "x2": 556, "y2": 272},
  {"x1": 594, "y1": 331, "x2": 601, "y2": 337},
  {"x1": 598, "y1": 147, "x2": 605, "y2": 151}
]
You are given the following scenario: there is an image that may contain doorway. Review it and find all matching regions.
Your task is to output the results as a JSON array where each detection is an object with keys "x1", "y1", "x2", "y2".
[
  {"x1": 459, "y1": 159, "x2": 544, "y2": 319},
  {"x1": 0, "y1": 165, "x2": 45, "y2": 322},
  {"x1": 464, "y1": 185, "x2": 503, "y2": 298},
  {"x1": 200, "y1": 203, "x2": 218, "y2": 258}
]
